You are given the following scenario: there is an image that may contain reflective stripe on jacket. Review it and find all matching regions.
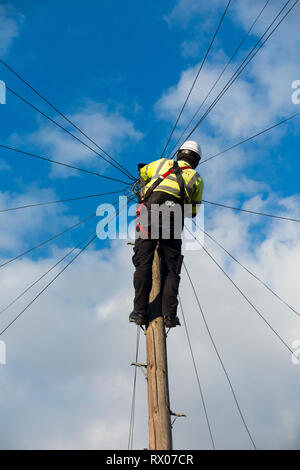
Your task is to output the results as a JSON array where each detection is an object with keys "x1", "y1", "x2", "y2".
[{"x1": 140, "y1": 158, "x2": 204, "y2": 217}]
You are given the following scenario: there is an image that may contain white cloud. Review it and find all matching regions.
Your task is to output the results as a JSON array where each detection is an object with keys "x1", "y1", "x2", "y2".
[
  {"x1": 138, "y1": 3, "x2": 300, "y2": 448},
  {"x1": 0, "y1": 5, "x2": 23, "y2": 56},
  {"x1": 0, "y1": 206, "x2": 299, "y2": 449},
  {"x1": 165, "y1": 0, "x2": 224, "y2": 27},
  {"x1": 158, "y1": 0, "x2": 300, "y2": 130},
  {"x1": 11, "y1": 102, "x2": 143, "y2": 179},
  {"x1": 0, "y1": 186, "x2": 78, "y2": 254},
  {"x1": 155, "y1": 0, "x2": 300, "y2": 213},
  {"x1": 0, "y1": 0, "x2": 299, "y2": 450},
  {"x1": 164, "y1": 0, "x2": 230, "y2": 59}
]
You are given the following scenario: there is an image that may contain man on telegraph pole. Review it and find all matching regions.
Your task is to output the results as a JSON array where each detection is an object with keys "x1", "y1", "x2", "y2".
[{"x1": 130, "y1": 140, "x2": 204, "y2": 328}]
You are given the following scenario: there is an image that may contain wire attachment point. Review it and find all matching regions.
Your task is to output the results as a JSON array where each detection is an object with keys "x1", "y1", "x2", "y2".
[
  {"x1": 170, "y1": 411, "x2": 187, "y2": 428},
  {"x1": 131, "y1": 361, "x2": 148, "y2": 379}
]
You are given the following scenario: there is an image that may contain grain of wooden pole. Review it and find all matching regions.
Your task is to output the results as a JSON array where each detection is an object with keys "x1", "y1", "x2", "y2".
[{"x1": 146, "y1": 247, "x2": 173, "y2": 450}]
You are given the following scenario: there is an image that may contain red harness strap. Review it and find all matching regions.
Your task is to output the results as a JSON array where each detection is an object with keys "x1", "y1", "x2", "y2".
[
  {"x1": 160, "y1": 165, "x2": 190, "y2": 179},
  {"x1": 136, "y1": 202, "x2": 149, "y2": 235}
]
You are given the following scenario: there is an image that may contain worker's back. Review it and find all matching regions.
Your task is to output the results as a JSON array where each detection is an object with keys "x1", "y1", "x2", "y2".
[{"x1": 140, "y1": 158, "x2": 204, "y2": 215}]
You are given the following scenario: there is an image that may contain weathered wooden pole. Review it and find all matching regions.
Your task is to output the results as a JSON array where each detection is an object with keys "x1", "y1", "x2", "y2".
[{"x1": 146, "y1": 247, "x2": 173, "y2": 450}]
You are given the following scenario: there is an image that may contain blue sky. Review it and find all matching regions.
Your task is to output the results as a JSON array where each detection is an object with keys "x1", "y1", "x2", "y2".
[
  {"x1": 0, "y1": 0, "x2": 299, "y2": 246},
  {"x1": 0, "y1": 0, "x2": 300, "y2": 450}
]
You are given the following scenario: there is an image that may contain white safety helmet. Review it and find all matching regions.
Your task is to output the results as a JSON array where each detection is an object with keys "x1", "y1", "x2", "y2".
[
  {"x1": 177, "y1": 140, "x2": 202, "y2": 168},
  {"x1": 179, "y1": 140, "x2": 202, "y2": 159}
]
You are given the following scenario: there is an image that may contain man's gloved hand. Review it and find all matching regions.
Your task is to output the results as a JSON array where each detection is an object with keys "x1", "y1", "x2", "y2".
[{"x1": 138, "y1": 163, "x2": 147, "y2": 171}]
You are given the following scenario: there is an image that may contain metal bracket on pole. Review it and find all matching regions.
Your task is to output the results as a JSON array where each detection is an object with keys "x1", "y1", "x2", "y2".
[
  {"x1": 170, "y1": 411, "x2": 187, "y2": 428},
  {"x1": 131, "y1": 361, "x2": 148, "y2": 379},
  {"x1": 170, "y1": 411, "x2": 187, "y2": 418}
]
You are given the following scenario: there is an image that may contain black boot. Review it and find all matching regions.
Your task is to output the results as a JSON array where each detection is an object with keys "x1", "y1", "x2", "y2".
[
  {"x1": 129, "y1": 311, "x2": 147, "y2": 326},
  {"x1": 164, "y1": 316, "x2": 181, "y2": 328}
]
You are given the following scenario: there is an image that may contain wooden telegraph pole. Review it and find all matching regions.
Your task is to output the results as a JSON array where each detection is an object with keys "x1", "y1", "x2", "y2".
[
  {"x1": 137, "y1": 168, "x2": 172, "y2": 450},
  {"x1": 146, "y1": 247, "x2": 173, "y2": 450}
]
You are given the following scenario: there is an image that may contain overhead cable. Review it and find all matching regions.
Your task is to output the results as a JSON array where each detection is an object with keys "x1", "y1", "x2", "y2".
[
  {"x1": 200, "y1": 112, "x2": 300, "y2": 165},
  {"x1": 6, "y1": 85, "x2": 135, "y2": 180},
  {"x1": 183, "y1": 261, "x2": 256, "y2": 449},
  {"x1": 185, "y1": 225, "x2": 294, "y2": 356},
  {"x1": 171, "y1": 0, "x2": 299, "y2": 157},
  {"x1": 168, "y1": 0, "x2": 271, "y2": 158},
  {"x1": 0, "y1": 189, "x2": 124, "y2": 213},
  {"x1": 0, "y1": 57, "x2": 135, "y2": 180},
  {"x1": 0, "y1": 197, "x2": 132, "y2": 336},
  {"x1": 0, "y1": 144, "x2": 130, "y2": 185},
  {"x1": 202, "y1": 199, "x2": 300, "y2": 223},
  {"x1": 161, "y1": 0, "x2": 232, "y2": 157},
  {"x1": 178, "y1": 294, "x2": 215, "y2": 450}
]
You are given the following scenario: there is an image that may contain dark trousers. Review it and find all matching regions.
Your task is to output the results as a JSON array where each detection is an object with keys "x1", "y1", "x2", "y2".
[{"x1": 132, "y1": 238, "x2": 183, "y2": 318}]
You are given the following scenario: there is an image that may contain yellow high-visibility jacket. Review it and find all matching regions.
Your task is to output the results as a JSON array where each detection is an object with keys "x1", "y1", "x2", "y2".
[{"x1": 140, "y1": 158, "x2": 204, "y2": 217}]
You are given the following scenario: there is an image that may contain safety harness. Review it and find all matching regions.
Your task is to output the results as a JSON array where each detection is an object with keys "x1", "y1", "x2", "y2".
[{"x1": 136, "y1": 161, "x2": 190, "y2": 236}]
